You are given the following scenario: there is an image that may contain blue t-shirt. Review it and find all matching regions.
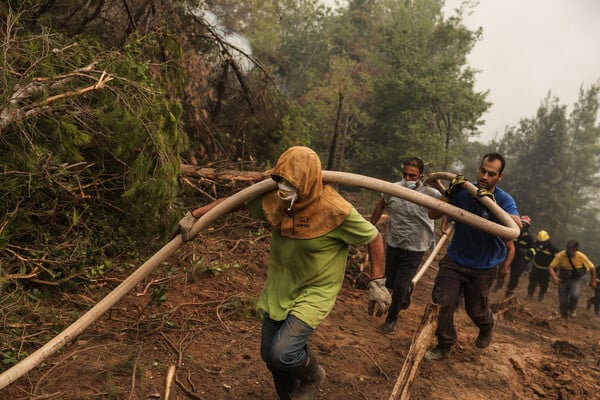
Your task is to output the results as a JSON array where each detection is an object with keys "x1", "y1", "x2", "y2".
[{"x1": 446, "y1": 184, "x2": 519, "y2": 269}]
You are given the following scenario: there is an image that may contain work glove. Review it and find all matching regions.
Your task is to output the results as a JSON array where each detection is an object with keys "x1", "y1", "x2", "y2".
[
  {"x1": 368, "y1": 278, "x2": 391, "y2": 317},
  {"x1": 173, "y1": 211, "x2": 197, "y2": 242},
  {"x1": 444, "y1": 175, "x2": 467, "y2": 198},
  {"x1": 476, "y1": 188, "x2": 496, "y2": 203}
]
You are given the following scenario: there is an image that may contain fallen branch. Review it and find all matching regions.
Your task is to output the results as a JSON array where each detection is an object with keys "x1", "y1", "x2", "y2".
[
  {"x1": 0, "y1": 70, "x2": 113, "y2": 132},
  {"x1": 32, "y1": 343, "x2": 114, "y2": 396},
  {"x1": 163, "y1": 365, "x2": 176, "y2": 400},
  {"x1": 389, "y1": 303, "x2": 439, "y2": 400},
  {"x1": 3, "y1": 267, "x2": 40, "y2": 280},
  {"x1": 358, "y1": 346, "x2": 389, "y2": 380},
  {"x1": 180, "y1": 165, "x2": 267, "y2": 183},
  {"x1": 161, "y1": 332, "x2": 205, "y2": 400},
  {"x1": 490, "y1": 296, "x2": 520, "y2": 316},
  {"x1": 127, "y1": 346, "x2": 142, "y2": 400}
]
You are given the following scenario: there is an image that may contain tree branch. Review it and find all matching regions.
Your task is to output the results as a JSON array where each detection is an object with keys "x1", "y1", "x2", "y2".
[{"x1": 0, "y1": 69, "x2": 112, "y2": 133}]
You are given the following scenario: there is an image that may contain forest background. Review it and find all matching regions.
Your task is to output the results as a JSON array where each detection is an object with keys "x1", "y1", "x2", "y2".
[{"x1": 1, "y1": 0, "x2": 599, "y2": 372}]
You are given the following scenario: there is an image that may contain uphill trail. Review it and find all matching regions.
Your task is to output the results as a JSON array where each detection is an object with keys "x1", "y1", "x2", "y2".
[{"x1": 1, "y1": 215, "x2": 599, "y2": 399}]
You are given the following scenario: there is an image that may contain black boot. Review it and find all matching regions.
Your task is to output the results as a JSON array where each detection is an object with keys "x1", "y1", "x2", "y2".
[
  {"x1": 538, "y1": 292, "x2": 545, "y2": 302},
  {"x1": 269, "y1": 367, "x2": 298, "y2": 400},
  {"x1": 290, "y1": 349, "x2": 326, "y2": 400}
]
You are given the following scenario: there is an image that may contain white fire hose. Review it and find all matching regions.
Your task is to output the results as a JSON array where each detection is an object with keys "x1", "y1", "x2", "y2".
[
  {"x1": 412, "y1": 223, "x2": 455, "y2": 286},
  {"x1": 0, "y1": 171, "x2": 518, "y2": 389}
]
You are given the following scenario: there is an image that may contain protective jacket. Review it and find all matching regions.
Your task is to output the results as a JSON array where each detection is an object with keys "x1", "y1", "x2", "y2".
[
  {"x1": 532, "y1": 242, "x2": 558, "y2": 269},
  {"x1": 261, "y1": 146, "x2": 353, "y2": 239}
]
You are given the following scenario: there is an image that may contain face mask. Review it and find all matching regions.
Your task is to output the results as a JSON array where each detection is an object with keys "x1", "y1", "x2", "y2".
[
  {"x1": 401, "y1": 178, "x2": 417, "y2": 189},
  {"x1": 277, "y1": 180, "x2": 298, "y2": 211},
  {"x1": 566, "y1": 249, "x2": 577, "y2": 257}
]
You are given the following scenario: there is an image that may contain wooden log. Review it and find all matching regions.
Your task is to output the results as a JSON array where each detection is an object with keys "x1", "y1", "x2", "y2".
[
  {"x1": 180, "y1": 164, "x2": 267, "y2": 183},
  {"x1": 389, "y1": 303, "x2": 440, "y2": 400}
]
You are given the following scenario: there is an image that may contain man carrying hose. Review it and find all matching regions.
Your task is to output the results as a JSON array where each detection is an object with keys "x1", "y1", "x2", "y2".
[
  {"x1": 175, "y1": 146, "x2": 391, "y2": 400},
  {"x1": 370, "y1": 157, "x2": 443, "y2": 334},
  {"x1": 425, "y1": 153, "x2": 521, "y2": 360}
]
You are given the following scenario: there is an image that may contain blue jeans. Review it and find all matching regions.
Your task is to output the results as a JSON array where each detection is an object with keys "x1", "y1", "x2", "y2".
[
  {"x1": 260, "y1": 313, "x2": 313, "y2": 398},
  {"x1": 261, "y1": 313, "x2": 314, "y2": 369},
  {"x1": 557, "y1": 270, "x2": 585, "y2": 317}
]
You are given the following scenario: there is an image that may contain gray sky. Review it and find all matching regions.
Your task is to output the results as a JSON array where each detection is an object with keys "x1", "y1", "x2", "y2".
[{"x1": 443, "y1": 0, "x2": 600, "y2": 142}]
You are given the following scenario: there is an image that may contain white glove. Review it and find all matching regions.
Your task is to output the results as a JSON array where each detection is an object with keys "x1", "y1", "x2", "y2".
[
  {"x1": 177, "y1": 211, "x2": 197, "y2": 242},
  {"x1": 368, "y1": 278, "x2": 391, "y2": 317}
]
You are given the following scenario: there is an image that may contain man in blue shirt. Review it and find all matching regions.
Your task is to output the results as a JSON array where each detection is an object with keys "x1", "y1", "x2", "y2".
[{"x1": 425, "y1": 153, "x2": 521, "y2": 360}]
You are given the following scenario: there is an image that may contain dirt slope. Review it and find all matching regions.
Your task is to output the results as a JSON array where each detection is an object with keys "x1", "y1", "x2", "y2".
[{"x1": 1, "y1": 216, "x2": 599, "y2": 399}]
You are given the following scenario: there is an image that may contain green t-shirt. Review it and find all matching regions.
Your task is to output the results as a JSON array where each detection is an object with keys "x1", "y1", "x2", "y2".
[{"x1": 249, "y1": 198, "x2": 377, "y2": 328}]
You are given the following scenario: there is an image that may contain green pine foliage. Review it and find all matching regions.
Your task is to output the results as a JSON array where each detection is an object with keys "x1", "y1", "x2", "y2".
[
  {"x1": 3, "y1": 0, "x2": 597, "y2": 282},
  {"x1": 0, "y1": 15, "x2": 187, "y2": 280}
]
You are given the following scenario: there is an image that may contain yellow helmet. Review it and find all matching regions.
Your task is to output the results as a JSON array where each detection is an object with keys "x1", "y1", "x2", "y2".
[{"x1": 536, "y1": 230, "x2": 550, "y2": 242}]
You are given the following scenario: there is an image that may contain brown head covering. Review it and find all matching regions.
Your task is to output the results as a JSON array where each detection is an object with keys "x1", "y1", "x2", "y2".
[{"x1": 262, "y1": 146, "x2": 352, "y2": 239}]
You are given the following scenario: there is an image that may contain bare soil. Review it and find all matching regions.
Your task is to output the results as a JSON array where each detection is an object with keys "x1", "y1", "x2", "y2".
[{"x1": 2, "y1": 214, "x2": 599, "y2": 400}]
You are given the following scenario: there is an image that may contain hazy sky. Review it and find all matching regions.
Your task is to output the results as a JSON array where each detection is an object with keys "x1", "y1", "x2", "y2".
[{"x1": 443, "y1": 0, "x2": 600, "y2": 142}]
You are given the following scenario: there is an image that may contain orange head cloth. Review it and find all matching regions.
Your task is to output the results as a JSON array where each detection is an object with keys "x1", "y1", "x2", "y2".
[{"x1": 262, "y1": 146, "x2": 352, "y2": 239}]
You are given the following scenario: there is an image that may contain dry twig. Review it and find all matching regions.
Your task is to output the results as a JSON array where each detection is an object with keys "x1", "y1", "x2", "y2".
[
  {"x1": 32, "y1": 343, "x2": 114, "y2": 395},
  {"x1": 127, "y1": 345, "x2": 142, "y2": 400},
  {"x1": 357, "y1": 346, "x2": 389, "y2": 380}
]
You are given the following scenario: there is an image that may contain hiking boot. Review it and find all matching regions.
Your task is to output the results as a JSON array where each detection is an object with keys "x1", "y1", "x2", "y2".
[
  {"x1": 291, "y1": 349, "x2": 326, "y2": 400},
  {"x1": 270, "y1": 368, "x2": 298, "y2": 400},
  {"x1": 291, "y1": 365, "x2": 325, "y2": 400},
  {"x1": 382, "y1": 319, "x2": 397, "y2": 334},
  {"x1": 569, "y1": 310, "x2": 577, "y2": 318},
  {"x1": 424, "y1": 345, "x2": 451, "y2": 360},
  {"x1": 475, "y1": 314, "x2": 497, "y2": 349}
]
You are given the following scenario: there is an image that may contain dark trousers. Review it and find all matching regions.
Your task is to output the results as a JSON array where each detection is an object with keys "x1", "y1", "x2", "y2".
[
  {"x1": 587, "y1": 286, "x2": 600, "y2": 314},
  {"x1": 260, "y1": 313, "x2": 314, "y2": 399},
  {"x1": 505, "y1": 257, "x2": 528, "y2": 296},
  {"x1": 527, "y1": 266, "x2": 550, "y2": 300},
  {"x1": 431, "y1": 255, "x2": 497, "y2": 348},
  {"x1": 384, "y1": 246, "x2": 424, "y2": 322}
]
